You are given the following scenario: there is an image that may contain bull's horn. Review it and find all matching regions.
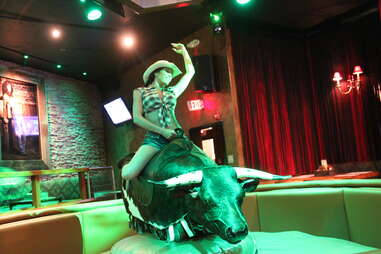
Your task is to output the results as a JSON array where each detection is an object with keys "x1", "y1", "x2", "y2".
[
  {"x1": 148, "y1": 170, "x2": 203, "y2": 188},
  {"x1": 234, "y1": 167, "x2": 291, "y2": 180}
]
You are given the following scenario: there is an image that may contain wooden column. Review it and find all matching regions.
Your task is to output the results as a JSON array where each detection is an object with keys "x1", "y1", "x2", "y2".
[
  {"x1": 78, "y1": 172, "x2": 88, "y2": 199},
  {"x1": 31, "y1": 175, "x2": 41, "y2": 208},
  {"x1": 225, "y1": 29, "x2": 245, "y2": 166}
]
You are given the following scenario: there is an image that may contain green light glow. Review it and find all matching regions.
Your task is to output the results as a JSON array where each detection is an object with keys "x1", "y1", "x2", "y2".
[
  {"x1": 87, "y1": 9, "x2": 103, "y2": 21},
  {"x1": 236, "y1": 0, "x2": 251, "y2": 4},
  {"x1": 79, "y1": 0, "x2": 86, "y2": 3},
  {"x1": 82, "y1": 72, "x2": 87, "y2": 76},
  {"x1": 56, "y1": 64, "x2": 62, "y2": 69},
  {"x1": 209, "y1": 12, "x2": 223, "y2": 24},
  {"x1": 23, "y1": 55, "x2": 29, "y2": 59}
]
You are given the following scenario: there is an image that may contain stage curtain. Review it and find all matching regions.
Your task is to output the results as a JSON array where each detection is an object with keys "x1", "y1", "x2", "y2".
[
  {"x1": 307, "y1": 15, "x2": 381, "y2": 165},
  {"x1": 230, "y1": 29, "x2": 319, "y2": 175},
  {"x1": 230, "y1": 14, "x2": 381, "y2": 175}
]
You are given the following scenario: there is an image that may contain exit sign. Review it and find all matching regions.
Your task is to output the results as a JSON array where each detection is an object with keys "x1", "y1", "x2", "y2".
[{"x1": 187, "y1": 99, "x2": 204, "y2": 111}]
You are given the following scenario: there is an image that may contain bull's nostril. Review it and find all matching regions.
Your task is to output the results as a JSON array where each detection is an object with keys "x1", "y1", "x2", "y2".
[
  {"x1": 230, "y1": 226, "x2": 248, "y2": 236},
  {"x1": 226, "y1": 227, "x2": 235, "y2": 238}
]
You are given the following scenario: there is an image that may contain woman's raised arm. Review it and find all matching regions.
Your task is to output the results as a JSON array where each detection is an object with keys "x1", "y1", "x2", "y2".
[{"x1": 171, "y1": 43, "x2": 195, "y2": 98}]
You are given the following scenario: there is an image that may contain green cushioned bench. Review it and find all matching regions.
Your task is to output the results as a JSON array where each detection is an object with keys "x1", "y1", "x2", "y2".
[
  {"x1": 242, "y1": 187, "x2": 381, "y2": 250},
  {"x1": 1, "y1": 185, "x2": 380, "y2": 253}
]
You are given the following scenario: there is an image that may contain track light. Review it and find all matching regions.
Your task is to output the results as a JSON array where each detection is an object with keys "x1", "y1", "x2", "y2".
[
  {"x1": 209, "y1": 11, "x2": 224, "y2": 34},
  {"x1": 86, "y1": 8, "x2": 103, "y2": 21}
]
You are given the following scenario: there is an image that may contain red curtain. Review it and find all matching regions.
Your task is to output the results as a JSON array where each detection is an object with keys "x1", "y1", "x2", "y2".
[
  {"x1": 231, "y1": 31, "x2": 318, "y2": 175},
  {"x1": 307, "y1": 16, "x2": 381, "y2": 164},
  {"x1": 230, "y1": 14, "x2": 381, "y2": 175}
]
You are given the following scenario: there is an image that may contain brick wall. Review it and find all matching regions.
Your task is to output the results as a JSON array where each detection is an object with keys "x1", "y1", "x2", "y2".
[
  {"x1": 0, "y1": 60, "x2": 107, "y2": 169},
  {"x1": 46, "y1": 79, "x2": 107, "y2": 168}
]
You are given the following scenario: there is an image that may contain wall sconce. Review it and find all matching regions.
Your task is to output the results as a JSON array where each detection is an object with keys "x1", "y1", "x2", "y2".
[{"x1": 332, "y1": 66, "x2": 363, "y2": 95}]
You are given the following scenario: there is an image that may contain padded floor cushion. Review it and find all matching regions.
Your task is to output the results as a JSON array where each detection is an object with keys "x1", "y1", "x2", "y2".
[
  {"x1": 254, "y1": 231, "x2": 377, "y2": 254},
  {"x1": 111, "y1": 233, "x2": 256, "y2": 254},
  {"x1": 111, "y1": 231, "x2": 378, "y2": 254}
]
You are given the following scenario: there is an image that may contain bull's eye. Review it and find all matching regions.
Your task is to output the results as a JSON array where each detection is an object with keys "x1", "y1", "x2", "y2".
[
  {"x1": 237, "y1": 193, "x2": 244, "y2": 206},
  {"x1": 187, "y1": 187, "x2": 200, "y2": 198},
  {"x1": 238, "y1": 197, "x2": 244, "y2": 206},
  {"x1": 205, "y1": 206, "x2": 223, "y2": 220}
]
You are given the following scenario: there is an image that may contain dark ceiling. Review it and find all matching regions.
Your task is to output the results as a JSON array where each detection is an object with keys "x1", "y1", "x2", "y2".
[{"x1": 0, "y1": 0, "x2": 377, "y2": 86}]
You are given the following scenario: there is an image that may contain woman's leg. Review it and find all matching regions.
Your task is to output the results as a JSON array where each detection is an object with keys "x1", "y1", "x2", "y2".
[{"x1": 121, "y1": 145, "x2": 160, "y2": 180}]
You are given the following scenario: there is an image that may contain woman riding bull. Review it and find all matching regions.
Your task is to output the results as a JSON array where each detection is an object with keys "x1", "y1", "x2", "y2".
[{"x1": 121, "y1": 43, "x2": 195, "y2": 180}]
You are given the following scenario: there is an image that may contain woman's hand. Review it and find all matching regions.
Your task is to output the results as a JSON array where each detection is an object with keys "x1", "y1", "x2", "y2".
[
  {"x1": 171, "y1": 43, "x2": 187, "y2": 55},
  {"x1": 160, "y1": 128, "x2": 177, "y2": 140}
]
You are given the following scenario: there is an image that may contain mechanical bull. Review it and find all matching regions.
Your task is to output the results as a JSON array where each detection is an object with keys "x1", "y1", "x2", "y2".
[{"x1": 121, "y1": 138, "x2": 290, "y2": 243}]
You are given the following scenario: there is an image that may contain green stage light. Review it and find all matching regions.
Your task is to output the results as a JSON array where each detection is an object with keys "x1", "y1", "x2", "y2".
[
  {"x1": 23, "y1": 55, "x2": 29, "y2": 59},
  {"x1": 236, "y1": 0, "x2": 251, "y2": 4},
  {"x1": 82, "y1": 72, "x2": 87, "y2": 76},
  {"x1": 56, "y1": 64, "x2": 62, "y2": 69},
  {"x1": 79, "y1": 0, "x2": 86, "y2": 3},
  {"x1": 209, "y1": 12, "x2": 223, "y2": 24},
  {"x1": 87, "y1": 8, "x2": 103, "y2": 21}
]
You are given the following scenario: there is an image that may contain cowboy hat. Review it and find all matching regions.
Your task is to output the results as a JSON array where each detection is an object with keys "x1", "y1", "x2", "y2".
[{"x1": 143, "y1": 60, "x2": 182, "y2": 84}]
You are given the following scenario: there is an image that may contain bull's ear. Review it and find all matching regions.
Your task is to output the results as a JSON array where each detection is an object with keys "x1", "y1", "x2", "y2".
[{"x1": 240, "y1": 179, "x2": 259, "y2": 192}]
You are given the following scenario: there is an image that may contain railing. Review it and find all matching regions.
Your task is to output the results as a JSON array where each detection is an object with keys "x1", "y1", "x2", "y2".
[{"x1": 0, "y1": 167, "x2": 115, "y2": 208}]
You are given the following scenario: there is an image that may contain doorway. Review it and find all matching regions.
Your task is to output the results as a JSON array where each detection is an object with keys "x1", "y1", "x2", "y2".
[{"x1": 189, "y1": 121, "x2": 227, "y2": 164}]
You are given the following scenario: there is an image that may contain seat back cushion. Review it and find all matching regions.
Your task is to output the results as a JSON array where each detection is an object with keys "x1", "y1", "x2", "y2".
[
  {"x1": 242, "y1": 193, "x2": 260, "y2": 231},
  {"x1": 80, "y1": 205, "x2": 133, "y2": 254},
  {"x1": 0, "y1": 213, "x2": 82, "y2": 254},
  {"x1": 256, "y1": 188, "x2": 350, "y2": 240},
  {"x1": 344, "y1": 188, "x2": 381, "y2": 248}
]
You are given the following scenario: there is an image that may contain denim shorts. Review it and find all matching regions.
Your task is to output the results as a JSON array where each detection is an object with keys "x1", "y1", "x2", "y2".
[
  {"x1": 142, "y1": 129, "x2": 186, "y2": 150},
  {"x1": 142, "y1": 131, "x2": 169, "y2": 150}
]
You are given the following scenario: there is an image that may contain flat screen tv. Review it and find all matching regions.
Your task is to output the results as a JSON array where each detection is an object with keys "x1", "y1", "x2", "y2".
[{"x1": 103, "y1": 97, "x2": 132, "y2": 125}]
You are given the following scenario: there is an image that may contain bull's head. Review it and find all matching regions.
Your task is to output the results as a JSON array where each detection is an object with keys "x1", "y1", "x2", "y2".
[{"x1": 149, "y1": 166, "x2": 290, "y2": 243}]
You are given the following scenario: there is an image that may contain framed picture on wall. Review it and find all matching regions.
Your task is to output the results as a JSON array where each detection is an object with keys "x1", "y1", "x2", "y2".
[{"x1": 0, "y1": 76, "x2": 41, "y2": 160}]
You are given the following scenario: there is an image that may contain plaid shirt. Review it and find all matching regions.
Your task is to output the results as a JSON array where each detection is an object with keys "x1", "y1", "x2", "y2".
[{"x1": 137, "y1": 86, "x2": 177, "y2": 128}]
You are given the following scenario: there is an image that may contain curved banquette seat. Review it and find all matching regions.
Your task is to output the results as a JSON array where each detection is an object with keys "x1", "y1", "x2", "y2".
[{"x1": 0, "y1": 180, "x2": 380, "y2": 254}]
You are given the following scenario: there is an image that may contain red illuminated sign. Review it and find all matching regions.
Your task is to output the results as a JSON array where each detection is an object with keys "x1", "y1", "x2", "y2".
[{"x1": 187, "y1": 99, "x2": 204, "y2": 111}]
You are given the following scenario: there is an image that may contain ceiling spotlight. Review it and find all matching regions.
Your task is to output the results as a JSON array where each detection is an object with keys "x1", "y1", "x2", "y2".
[
  {"x1": 122, "y1": 36, "x2": 134, "y2": 48},
  {"x1": 209, "y1": 11, "x2": 224, "y2": 34},
  {"x1": 51, "y1": 29, "x2": 62, "y2": 39},
  {"x1": 87, "y1": 8, "x2": 103, "y2": 21}
]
